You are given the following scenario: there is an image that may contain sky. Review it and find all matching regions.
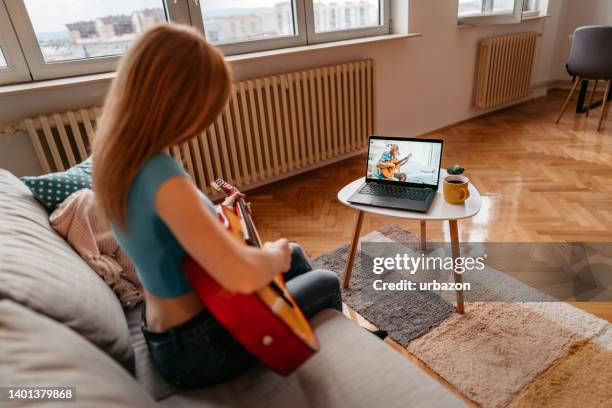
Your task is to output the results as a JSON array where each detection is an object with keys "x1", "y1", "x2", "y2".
[{"x1": 24, "y1": 0, "x2": 285, "y2": 33}]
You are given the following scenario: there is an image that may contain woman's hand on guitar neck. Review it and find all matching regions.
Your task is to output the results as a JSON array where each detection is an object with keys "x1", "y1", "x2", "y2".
[{"x1": 222, "y1": 192, "x2": 252, "y2": 214}]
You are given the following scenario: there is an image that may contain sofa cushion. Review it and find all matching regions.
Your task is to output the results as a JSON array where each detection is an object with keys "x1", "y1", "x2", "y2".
[
  {"x1": 0, "y1": 300, "x2": 155, "y2": 408},
  {"x1": 20, "y1": 157, "x2": 92, "y2": 212},
  {"x1": 158, "y1": 309, "x2": 465, "y2": 408},
  {"x1": 0, "y1": 169, "x2": 133, "y2": 369}
]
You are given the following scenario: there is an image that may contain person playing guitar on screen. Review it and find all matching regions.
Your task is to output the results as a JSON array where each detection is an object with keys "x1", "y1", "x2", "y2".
[
  {"x1": 92, "y1": 25, "x2": 384, "y2": 390},
  {"x1": 377, "y1": 144, "x2": 413, "y2": 181}
]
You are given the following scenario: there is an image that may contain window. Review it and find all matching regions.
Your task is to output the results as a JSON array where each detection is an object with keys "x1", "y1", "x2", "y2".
[
  {"x1": 305, "y1": 0, "x2": 390, "y2": 44},
  {"x1": 0, "y1": 0, "x2": 31, "y2": 83},
  {"x1": 201, "y1": 1, "x2": 296, "y2": 44},
  {"x1": 195, "y1": 0, "x2": 307, "y2": 55},
  {"x1": 5, "y1": 0, "x2": 172, "y2": 80},
  {"x1": 522, "y1": 0, "x2": 541, "y2": 18},
  {"x1": 313, "y1": 0, "x2": 381, "y2": 32},
  {"x1": 458, "y1": 0, "x2": 537, "y2": 25},
  {"x1": 21, "y1": 0, "x2": 167, "y2": 63},
  {"x1": 195, "y1": 0, "x2": 389, "y2": 54},
  {"x1": 0, "y1": 0, "x2": 390, "y2": 85}
]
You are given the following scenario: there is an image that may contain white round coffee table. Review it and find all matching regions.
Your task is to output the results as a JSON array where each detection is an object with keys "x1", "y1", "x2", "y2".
[{"x1": 337, "y1": 170, "x2": 481, "y2": 314}]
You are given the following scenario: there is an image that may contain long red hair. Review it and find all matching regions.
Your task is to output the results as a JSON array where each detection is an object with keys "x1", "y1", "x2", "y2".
[{"x1": 93, "y1": 24, "x2": 231, "y2": 228}]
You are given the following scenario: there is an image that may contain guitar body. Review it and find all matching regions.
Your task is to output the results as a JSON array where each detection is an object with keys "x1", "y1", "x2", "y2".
[
  {"x1": 380, "y1": 154, "x2": 412, "y2": 178},
  {"x1": 185, "y1": 185, "x2": 319, "y2": 376},
  {"x1": 380, "y1": 158, "x2": 400, "y2": 178}
]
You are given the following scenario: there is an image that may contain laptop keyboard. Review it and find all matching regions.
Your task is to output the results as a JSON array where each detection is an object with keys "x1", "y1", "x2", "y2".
[{"x1": 359, "y1": 183, "x2": 432, "y2": 202}]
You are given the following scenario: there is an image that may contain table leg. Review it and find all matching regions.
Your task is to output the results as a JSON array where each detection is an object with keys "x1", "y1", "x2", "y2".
[
  {"x1": 449, "y1": 220, "x2": 465, "y2": 315},
  {"x1": 420, "y1": 220, "x2": 427, "y2": 251},
  {"x1": 342, "y1": 210, "x2": 364, "y2": 289}
]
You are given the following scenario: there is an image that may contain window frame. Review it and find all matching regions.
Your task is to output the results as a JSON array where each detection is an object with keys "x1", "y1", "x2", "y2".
[
  {"x1": 189, "y1": 0, "x2": 308, "y2": 56},
  {"x1": 3, "y1": 0, "x2": 189, "y2": 81},
  {"x1": 522, "y1": 0, "x2": 540, "y2": 18},
  {"x1": 0, "y1": 0, "x2": 392, "y2": 85},
  {"x1": 0, "y1": 0, "x2": 31, "y2": 84},
  {"x1": 304, "y1": 0, "x2": 391, "y2": 45},
  {"x1": 458, "y1": 0, "x2": 525, "y2": 26}
]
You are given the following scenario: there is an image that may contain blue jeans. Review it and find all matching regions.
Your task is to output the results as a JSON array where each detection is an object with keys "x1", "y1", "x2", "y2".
[{"x1": 142, "y1": 244, "x2": 341, "y2": 389}]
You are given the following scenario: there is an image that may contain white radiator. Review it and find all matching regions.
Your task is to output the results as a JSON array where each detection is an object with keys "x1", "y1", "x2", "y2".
[
  {"x1": 475, "y1": 32, "x2": 538, "y2": 109},
  {"x1": 13, "y1": 60, "x2": 375, "y2": 196}
]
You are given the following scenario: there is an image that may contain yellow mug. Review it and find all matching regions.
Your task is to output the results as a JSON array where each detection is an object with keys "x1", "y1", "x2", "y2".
[{"x1": 443, "y1": 175, "x2": 470, "y2": 205}]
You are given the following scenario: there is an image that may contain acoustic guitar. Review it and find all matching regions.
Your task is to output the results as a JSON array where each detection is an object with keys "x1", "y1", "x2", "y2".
[
  {"x1": 184, "y1": 179, "x2": 319, "y2": 376},
  {"x1": 379, "y1": 153, "x2": 412, "y2": 178}
]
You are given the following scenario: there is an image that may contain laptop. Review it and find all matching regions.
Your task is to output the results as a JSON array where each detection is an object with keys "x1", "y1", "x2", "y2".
[{"x1": 348, "y1": 136, "x2": 443, "y2": 212}]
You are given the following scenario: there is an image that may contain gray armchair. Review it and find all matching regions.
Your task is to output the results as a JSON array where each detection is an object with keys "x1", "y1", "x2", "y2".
[{"x1": 556, "y1": 25, "x2": 612, "y2": 131}]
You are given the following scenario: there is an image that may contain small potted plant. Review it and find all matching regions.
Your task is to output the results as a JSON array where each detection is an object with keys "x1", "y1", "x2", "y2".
[{"x1": 447, "y1": 165, "x2": 465, "y2": 175}]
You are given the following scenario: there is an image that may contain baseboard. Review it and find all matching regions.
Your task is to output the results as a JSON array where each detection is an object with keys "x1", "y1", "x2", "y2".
[
  {"x1": 533, "y1": 79, "x2": 573, "y2": 91},
  {"x1": 417, "y1": 86, "x2": 550, "y2": 137}
]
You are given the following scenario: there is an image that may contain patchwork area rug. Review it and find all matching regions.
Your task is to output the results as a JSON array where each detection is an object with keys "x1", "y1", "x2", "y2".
[{"x1": 312, "y1": 225, "x2": 612, "y2": 408}]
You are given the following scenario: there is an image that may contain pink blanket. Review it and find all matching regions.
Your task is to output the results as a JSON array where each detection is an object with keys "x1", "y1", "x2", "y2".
[{"x1": 50, "y1": 189, "x2": 143, "y2": 308}]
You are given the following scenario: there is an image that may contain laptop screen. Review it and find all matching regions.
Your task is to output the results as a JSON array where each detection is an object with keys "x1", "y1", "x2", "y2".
[{"x1": 366, "y1": 137, "x2": 443, "y2": 187}]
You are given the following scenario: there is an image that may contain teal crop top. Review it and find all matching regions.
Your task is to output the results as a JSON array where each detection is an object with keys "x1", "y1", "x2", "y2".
[{"x1": 112, "y1": 154, "x2": 216, "y2": 298}]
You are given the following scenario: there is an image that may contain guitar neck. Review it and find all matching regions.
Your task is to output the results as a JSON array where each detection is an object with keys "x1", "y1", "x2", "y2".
[
  {"x1": 397, "y1": 156, "x2": 411, "y2": 166},
  {"x1": 237, "y1": 199, "x2": 262, "y2": 247}
]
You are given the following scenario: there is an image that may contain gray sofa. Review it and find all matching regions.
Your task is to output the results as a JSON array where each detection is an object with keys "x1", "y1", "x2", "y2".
[{"x1": 0, "y1": 169, "x2": 465, "y2": 407}]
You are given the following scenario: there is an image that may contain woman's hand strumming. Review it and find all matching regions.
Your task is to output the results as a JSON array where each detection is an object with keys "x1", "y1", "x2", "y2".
[{"x1": 263, "y1": 239, "x2": 293, "y2": 274}]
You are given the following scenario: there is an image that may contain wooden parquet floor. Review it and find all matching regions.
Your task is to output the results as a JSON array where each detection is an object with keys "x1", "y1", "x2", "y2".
[
  {"x1": 248, "y1": 90, "x2": 612, "y2": 322},
  {"x1": 248, "y1": 91, "x2": 612, "y2": 296},
  {"x1": 246, "y1": 90, "x2": 612, "y2": 405},
  {"x1": 248, "y1": 91, "x2": 612, "y2": 321}
]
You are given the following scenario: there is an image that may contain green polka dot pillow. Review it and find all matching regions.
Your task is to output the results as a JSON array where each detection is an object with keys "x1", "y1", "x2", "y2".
[{"x1": 21, "y1": 157, "x2": 93, "y2": 212}]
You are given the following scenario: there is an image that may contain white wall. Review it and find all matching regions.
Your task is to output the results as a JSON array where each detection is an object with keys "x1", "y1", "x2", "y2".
[
  {"x1": 0, "y1": 0, "x2": 580, "y2": 176},
  {"x1": 0, "y1": 80, "x2": 108, "y2": 176},
  {"x1": 550, "y1": 0, "x2": 612, "y2": 82}
]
